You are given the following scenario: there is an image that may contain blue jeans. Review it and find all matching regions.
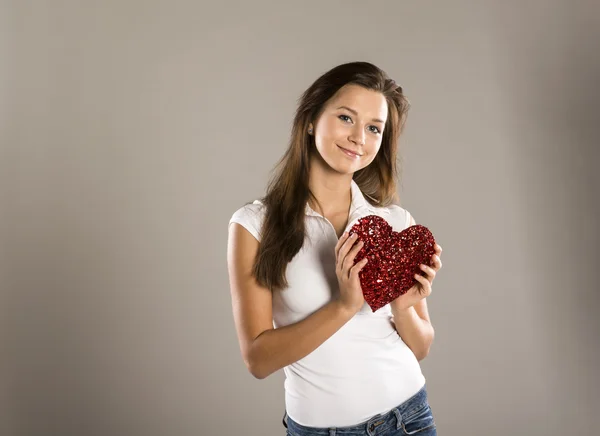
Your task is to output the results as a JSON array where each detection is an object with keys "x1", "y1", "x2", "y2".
[{"x1": 282, "y1": 384, "x2": 436, "y2": 435}]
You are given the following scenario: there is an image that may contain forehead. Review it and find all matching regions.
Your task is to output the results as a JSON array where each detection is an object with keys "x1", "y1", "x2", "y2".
[{"x1": 326, "y1": 84, "x2": 388, "y2": 121}]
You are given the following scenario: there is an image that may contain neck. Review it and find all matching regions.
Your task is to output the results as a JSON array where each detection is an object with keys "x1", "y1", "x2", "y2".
[{"x1": 307, "y1": 154, "x2": 353, "y2": 217}]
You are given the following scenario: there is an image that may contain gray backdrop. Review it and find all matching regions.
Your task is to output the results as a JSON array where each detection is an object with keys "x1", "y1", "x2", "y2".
[{"x1": 2, "y1": 1, "x2": 599, "y2": 435}]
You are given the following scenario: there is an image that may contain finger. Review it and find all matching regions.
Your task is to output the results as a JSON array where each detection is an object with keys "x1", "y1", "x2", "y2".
[
  {"x1": 343, "y1": 239, "x2": 364, "y2": 275},
  {"x1": 339, "y1": 233, "x2": 360, "y2": 265},
  {"x1": 413, "y1": 274, "x2": 432, "y2": 295},
  {"x1": 335, "y1": 232, "x2": 346, "y2": 252},
  {"x1": 336, "y1": 233, "x2": 358, "y2": 275},
  {"x1": 350, "y1": 257, "x2": 368, "y2": 278},
  {"x1": 420, "y1": 264, "x2": 436, "y2": 280},
  {"x1": 410, "y1": 277, "x2": 424, "y2": 296},
  {"x1": 335, "y1": 232, "x2": 349, "y2": 262},
  {"x1": 337, "y1": 233, "x2": 357, "y2": 269}
]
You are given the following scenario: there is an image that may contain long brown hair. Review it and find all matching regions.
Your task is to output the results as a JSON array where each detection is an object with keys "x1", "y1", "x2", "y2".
[{"x1": 251, "y1": 61, "x2": 410, "y2": 292}]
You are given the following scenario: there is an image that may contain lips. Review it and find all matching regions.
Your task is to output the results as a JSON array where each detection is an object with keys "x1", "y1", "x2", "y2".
[{"x1": 337, "y1": 145, "x2": 362, "y2": 157}]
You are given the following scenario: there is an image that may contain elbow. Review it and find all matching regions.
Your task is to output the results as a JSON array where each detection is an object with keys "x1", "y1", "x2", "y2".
[
  {"x1": 248, "y1": 361, "x2": 268, "y2": 379},
  {"x1": 416, "y1": 348, "x2": 430, "y2": 362},
  {"x1": 244, "y1": 351, "x2": 270, "y2": 380},
  {"x1": 244, "y1": 330, "x2": 277, "y2": 379},
  {"x1": 249, "y1": 362, "x2": 274, "y2": 380},
  {"x1": 243, "y1": 354, "x2": 262, "y2": 379},
  {"x1": 416, "y1": 330, "x2": 434, "y2": 361}
]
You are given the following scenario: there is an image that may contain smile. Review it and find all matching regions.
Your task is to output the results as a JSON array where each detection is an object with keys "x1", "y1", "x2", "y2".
[{"x1": 337, "y1": 145, "x2": 362, "y2": 158}]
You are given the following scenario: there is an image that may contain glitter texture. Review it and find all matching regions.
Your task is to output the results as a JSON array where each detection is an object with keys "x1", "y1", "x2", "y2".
[{"x1": 349, "y1": 215, "x2": 437, "y2": 312}]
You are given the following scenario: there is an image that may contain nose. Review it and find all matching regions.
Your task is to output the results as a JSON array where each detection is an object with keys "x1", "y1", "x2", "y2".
[{"x1": 349, "y1": 126, "x2": 365, "y2": 146}]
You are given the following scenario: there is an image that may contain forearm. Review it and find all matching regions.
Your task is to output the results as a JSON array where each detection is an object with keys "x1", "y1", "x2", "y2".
[
  {"x1": 248, "y1": 299, "x2": 355, "y2": 379},
  {"x1": 391, "y1": 305, "x2": 434, "y2": 360}
]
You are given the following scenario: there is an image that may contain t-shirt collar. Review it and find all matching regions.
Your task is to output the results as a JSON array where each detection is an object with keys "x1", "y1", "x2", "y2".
[{"x1": 304, "y1": 179, "x2": 376, "y2": 218}]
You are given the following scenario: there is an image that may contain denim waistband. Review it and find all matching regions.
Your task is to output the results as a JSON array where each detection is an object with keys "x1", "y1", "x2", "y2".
[{"x1": 282, "y1": 383, "x2": 430, "y2": 435}]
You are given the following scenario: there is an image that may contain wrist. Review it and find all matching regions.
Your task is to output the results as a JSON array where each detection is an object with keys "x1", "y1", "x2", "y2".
[
  {"x1": 390, "y1": 299, "x2": 414, "y2": 318},
  {"x1": 333, "y1": 298, "x2": 360, "y2": 318},
  {"x1": 390, "y1": 294, "x2": 412, "y2": 312}
]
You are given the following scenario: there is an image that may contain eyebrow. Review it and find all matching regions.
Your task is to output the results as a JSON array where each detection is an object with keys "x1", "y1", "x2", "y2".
[{"x1": 336, "y1": 106, "x2": 385, "y2": 125}]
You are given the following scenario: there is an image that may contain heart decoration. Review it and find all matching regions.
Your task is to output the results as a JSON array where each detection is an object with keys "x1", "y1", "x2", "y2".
[{"x1": 348, "y1": 215, "x2": 437, "y2": 312}]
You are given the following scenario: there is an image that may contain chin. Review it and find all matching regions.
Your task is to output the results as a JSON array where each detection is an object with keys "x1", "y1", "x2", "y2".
[{"x1": 331, "y1": 160, "x2": 363, "y2": 174}]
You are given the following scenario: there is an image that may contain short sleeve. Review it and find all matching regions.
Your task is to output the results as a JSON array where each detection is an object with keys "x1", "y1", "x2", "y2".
[{"x1": 228, "y1": 200, "x2": 266, "y2": 242}]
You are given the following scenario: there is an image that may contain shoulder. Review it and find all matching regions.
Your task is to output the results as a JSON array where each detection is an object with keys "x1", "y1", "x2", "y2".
[
  {"x1": 230, "y1": 199, "x2": 266, "y2": 220},
  {"x1": 229, "y1": 200, "x2": 267, "y2": 242}
]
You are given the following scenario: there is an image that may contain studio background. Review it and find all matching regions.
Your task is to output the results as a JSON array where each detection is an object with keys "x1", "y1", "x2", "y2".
[{"x1": 1, "y1": 1, "x2": 598, "y2": 435}]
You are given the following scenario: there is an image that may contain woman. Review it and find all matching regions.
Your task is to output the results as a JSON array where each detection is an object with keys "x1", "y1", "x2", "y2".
[{"x1": 227, "y1": 61, "x2": 443, "y2": 435}]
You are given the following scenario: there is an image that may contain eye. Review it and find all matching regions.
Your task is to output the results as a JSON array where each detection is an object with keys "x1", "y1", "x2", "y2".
[{"x1": 338, "y1": 114, "x2": 381, "y2": 134}]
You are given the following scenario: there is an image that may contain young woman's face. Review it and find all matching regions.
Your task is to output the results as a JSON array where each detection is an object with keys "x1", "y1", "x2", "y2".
[{"x1": 310, "y1": 84, "x2": 388, "y2": 174}]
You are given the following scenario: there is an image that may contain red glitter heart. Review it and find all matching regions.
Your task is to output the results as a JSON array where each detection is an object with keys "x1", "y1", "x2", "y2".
[{"x1": 348, "y1": 215, "x2": 437, "y2": 312}]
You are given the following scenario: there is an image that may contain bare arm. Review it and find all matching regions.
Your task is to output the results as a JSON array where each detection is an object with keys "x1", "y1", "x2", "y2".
[
  {"x1": 227, "y1": 223, "x2": 355, "y2": 379},
  {"x1": 249, "y1": 299, "x2": 355, "y2": 379},
  {"x1": 391, "y1": 305, "x2": 434, "y2": 361}
]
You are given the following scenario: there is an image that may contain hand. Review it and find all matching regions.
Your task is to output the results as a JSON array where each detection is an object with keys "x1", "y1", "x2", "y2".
[
  {"x1": 391, "y1": 244, "x2": 443, "y2": 311},
  {"x1": 334, "y1": 232, "x2": 368, "y2": 314}
]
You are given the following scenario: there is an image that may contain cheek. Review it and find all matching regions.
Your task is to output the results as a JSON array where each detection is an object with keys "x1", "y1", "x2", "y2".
[
  {"x1": 319, "y1": 118, "x2": 345, "y2": 139},
  {"x1": 315, "y1": 123, "x2": 341, "y2": 150},
  {"x1": 365, "y1": 141, "x2": 382, "y2": 156}
]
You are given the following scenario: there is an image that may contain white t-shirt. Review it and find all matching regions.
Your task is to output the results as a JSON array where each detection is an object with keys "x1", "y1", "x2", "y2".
[{"x1": 229, "y1": 179, "x2": 426, "y2": 427}]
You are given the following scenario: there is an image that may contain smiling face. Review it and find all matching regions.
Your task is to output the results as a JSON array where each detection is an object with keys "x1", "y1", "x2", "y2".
[{"x1": 309, "y1": 84, "x2": 388, "y2": 174}]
